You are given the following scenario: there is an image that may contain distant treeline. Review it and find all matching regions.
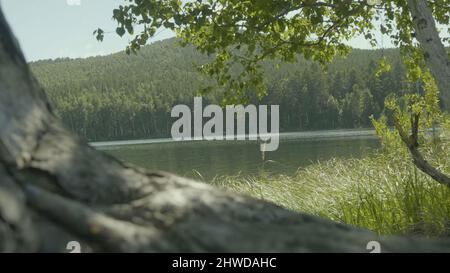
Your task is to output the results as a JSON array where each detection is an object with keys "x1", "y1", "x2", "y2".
[{"x1": 31, "y1": 38, "x2": 415, "y2": 142}]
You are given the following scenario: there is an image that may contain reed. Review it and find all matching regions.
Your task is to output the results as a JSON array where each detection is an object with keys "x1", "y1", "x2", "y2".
[{"x1": 211, "y1": 141, "x2": 450, "y2": 236}]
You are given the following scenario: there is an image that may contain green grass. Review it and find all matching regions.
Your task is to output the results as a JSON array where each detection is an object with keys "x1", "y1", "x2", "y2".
[{"x1": 210, "y1": 143, "x2": 450, "y2": 237}]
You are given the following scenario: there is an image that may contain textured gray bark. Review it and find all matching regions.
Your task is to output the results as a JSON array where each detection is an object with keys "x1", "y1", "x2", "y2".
[
  {"x1": 407, "y1": 0, "x2": 450, "y2": 110},
  {"x1": 0, "y1": 6, "x2": 450, "y2": 253}
]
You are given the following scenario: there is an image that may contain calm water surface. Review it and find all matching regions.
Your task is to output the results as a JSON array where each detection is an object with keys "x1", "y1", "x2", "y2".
[{"x1": 92, "y1": 129, "x2": 380, "y2": 180}]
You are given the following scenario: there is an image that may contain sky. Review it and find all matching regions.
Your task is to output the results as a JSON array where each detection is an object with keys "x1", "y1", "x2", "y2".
[{"x1": 1, "y1": 0, "x2": 394, "y2": 62}]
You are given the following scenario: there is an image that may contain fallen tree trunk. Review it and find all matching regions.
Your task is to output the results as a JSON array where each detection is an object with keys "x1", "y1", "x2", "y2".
[{"x1": 0, "y1": 7, "x2": 449, "y2": 253}]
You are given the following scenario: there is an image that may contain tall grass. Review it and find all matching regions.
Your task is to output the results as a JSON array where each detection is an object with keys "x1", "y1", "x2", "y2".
[{"x1": 211, "y1": 138, "x2": 450, "y2": 236}]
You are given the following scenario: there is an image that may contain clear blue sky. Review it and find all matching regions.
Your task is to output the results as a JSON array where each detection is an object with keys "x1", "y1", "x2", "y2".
[{"x1": 1, "y1": 0, "x2": 394, "y2": 62}]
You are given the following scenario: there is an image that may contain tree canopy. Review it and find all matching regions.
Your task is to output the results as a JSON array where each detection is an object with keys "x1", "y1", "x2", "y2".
[{"x1": 97, "y1": 0, "x2": 449, "y2": 107}]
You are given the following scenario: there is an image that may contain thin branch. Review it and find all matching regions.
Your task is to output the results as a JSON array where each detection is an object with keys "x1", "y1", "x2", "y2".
[{"x1": 394, "y1": 114, "x2": 450, "y2": 187}]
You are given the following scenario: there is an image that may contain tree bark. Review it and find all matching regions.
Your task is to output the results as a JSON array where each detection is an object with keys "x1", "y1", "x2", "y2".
[
  {"x1": 407, "y1": 0, "x2": 450, "y2": 111},
  {"x1": 0, "y1": 6, "x2": 450, "y2": 253}
]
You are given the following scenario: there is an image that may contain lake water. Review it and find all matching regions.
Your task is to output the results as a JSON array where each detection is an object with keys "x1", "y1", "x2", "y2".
[{"x1": 92, "y1": 129, "x2": 380, "y2": 180}]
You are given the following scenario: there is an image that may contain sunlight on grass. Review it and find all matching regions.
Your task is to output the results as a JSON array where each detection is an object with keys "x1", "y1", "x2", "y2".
[{"x1": 211, "y1": 138, "x2": 450, "y2": 237}]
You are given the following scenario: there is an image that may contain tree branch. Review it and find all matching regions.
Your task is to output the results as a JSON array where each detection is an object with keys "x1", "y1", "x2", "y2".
[{"x1": 394, "y1": 114, "x2": 450, "y2": 187}]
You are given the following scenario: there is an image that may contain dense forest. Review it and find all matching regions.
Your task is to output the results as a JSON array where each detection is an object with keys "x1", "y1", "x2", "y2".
[{"x1": 30, "y1": 38, "x2": 413, "y2": 142}]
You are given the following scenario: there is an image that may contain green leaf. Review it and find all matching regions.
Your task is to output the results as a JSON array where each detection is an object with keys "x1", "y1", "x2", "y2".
[{"x1": 116, "y1": 27, "x2": 126, "y2": 37}]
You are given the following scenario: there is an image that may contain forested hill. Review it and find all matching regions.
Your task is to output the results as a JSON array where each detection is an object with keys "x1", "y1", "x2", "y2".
[{"x1": 30, "y1": 38, "x2": 409, "y2": 142}]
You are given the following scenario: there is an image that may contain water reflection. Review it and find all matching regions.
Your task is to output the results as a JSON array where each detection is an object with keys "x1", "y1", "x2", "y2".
[{"x1": 96, "y1": 130, "x2": 380, "y2": 180}]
